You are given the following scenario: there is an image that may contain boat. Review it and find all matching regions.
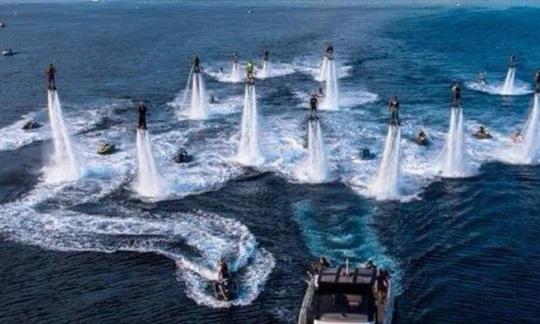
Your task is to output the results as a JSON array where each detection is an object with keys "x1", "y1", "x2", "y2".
[
  {"x1": 298, "y1": 262, "x2": 391, "y2": 324},
  {"x1": 2, "y1": 49, "x2": 14, "y2": 56}
]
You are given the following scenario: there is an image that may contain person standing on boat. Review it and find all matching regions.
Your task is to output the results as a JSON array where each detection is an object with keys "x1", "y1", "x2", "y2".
[{"x1": 376, "y1": 269, "x2": 389, "y2": 302}]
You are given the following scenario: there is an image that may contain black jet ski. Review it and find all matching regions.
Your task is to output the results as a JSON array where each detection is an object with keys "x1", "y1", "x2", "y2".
[{"x1": 213, "y1": 277, "x2": 237, "y2": 302}]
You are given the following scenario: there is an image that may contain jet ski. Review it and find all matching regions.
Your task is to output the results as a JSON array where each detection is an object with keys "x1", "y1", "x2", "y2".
[
  {"x1": 213, "y1": 277, "x2": 237, "y2": 302},
  {"x1": 2, "y1": 49, "x2": 14, "y2": 56},
  {"x1": 415, "y1": 131, "x2": 429, "y2": 146}
]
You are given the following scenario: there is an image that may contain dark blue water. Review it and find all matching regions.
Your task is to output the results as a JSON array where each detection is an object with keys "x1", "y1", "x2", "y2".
[{"x1": 1, "y1": 2, "x2": 540, "y2": 323}]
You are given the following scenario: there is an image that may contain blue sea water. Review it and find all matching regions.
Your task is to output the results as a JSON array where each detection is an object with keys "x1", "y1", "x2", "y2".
[{"x1": 1, "y1": 1, "x2": 540, "y2": 323}]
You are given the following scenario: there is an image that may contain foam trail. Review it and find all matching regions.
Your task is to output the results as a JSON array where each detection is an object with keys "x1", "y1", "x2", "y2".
[
  {"x1": 189, "y1": 72, "x2": 209, "y2": 119},
  {"x1": 175, "y1": 67, "x2": 194, "y2": 119},
  {"x1": 318, "y1": 56, "x2": 329, "y2": 82},
  {"x1": 441, "y1": 107, "x2": 468, "y2": 177},
  {"x1": 305, "y1": 119, "x2": 327, "y2": 182},
  {"x1": 521, "y1": 94, "x2": 540, "y2": 163},
  {"x1": 236, "y1": 85, "x2": 263, "y2": 165},
  {"x1": 320, "y1": 58, "x2": 339, "y2": 110},
  {"x1": 230, "y1": 62, "x2": 242, "y2": 83},
  {"x1": 44, "y1": 90, "x2": 80, "y2": 183},
  {"x1": 371, "y1": 125, "x2": 401, "y2": 200},
  {"x1": 135, "y1": 129, "x2": 166, "y2": 198},
  {"x1": 259, "y1": 60, "x2": 270, "y2": 79},
  {"x1": 501, "y1": 67, "x2": 516, "y2": 95}
]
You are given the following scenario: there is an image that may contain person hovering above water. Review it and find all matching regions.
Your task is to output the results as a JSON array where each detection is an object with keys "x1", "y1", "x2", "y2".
[
  {"x1": 46, "y1": 63, "x2": 56, "y2": 90},
  {"x1": 138, "y1": 102, "x2": 147, "y2": 130},
  {"x1": 535, "y1": 70, "x2": 540, "y2": 93},
  {"x1": 325, "y1": 44, "x2": 334, "y2": 60},
  {"x1": 452, "y1": 82, "x2": 461, "y2": 108},
  {"x1": 389, "y1": 95, "x2": 400, "y2": 126},
  {"x1": 263, "y1": 50, "x2": 269, "y2": 62},
  {"x1": 477, "y1": 71, "x2": 487, "y2": 86},
  {"x1": 509, "y1": 53, "x2": 517, "y2": 68},
  {"x1": 512, "y1": 128, "x2": 524, "y2": 143},
  {"x1": 309, "y1": 94, "x2": 318, "y2": 119},
  {"x1": 232, "y1": 51, "x2": 239, "y2": 64},
  {"x1": 246, "y1": 60, "x2": 255, "y2": 85},
  {"x1": 192, "y1": 56, "x2": 201, "y2": 73}
]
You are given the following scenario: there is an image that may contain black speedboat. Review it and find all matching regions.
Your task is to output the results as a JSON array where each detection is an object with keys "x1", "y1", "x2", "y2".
[{"x1": 298, "y1": 263, "x2": 391, "y2": 324}]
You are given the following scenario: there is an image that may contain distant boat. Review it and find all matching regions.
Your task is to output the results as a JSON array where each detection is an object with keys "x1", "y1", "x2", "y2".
[
  {"x1": 2, "y1": 49, "x2": 14, "y2": 56},
  {"x1": 0, "y1": 22, "x2": 6, "y2": 28}
]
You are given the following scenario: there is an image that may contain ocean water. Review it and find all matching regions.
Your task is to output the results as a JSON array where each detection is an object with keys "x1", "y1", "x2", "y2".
[{"x1": 1, "y1": 2, "x2": 540, "y2": 323}]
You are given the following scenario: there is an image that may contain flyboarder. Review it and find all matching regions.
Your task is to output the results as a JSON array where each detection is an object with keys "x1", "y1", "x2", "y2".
[
  {"x1": 452, "y1": 82, "x2": 461, "y2": 108},
  {"x1": 246, "y1": 60, "x2": 255, "y2": 85},
  {"x1": 192, "y1": 56, "x2": 201, "y2": 73},
  {"x1": 389, "y1": 96, "x2": 400, "y2": 126},
  {"x1": 138, "y1": 102, "x2": 147, "y2": 130},
  {"x1": 46, "y1": 63, "x2": 56, "y2": 90},
  {"x1": 232, "y1": 51, "x2": 239, "y2": 64},
  {"x1": 477, "y1": 71, "x2": 487, "y2": 85},
  {"x1": 309, "y1": 94, "x2": 318, "y2": 119},
  {"x1": 325, "y1": 44, "x2": 334, "y2": 60},
  {"x1": 509, "y1": 54, "x2": 517, "y2": 68},
  {"x1": 263, "y1": 50, "x2": 269, "y2": 62}
]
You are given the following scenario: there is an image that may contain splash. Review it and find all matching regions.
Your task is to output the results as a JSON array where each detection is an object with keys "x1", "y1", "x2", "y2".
[
  {"x1": 370, "y1": 125, "x2": 401, "y2": 200},
  {"x1": 520, "y1": 94, "x2": 540, "y2": 163},
  {"x1": 230, "y1": 62, "x2": 242, "y2": 83},
  {"x1": 189, "y1": 72, "x2": 209, "y2": 119},
  {"x1": 259, "y1": 60, "x2": 270, "y2": 79},
  {"x1": 44, "y1": 90, "x2": 80, "y2": 183},
  {"x1": 135, "y1": 129, "x2": 166, "y2": 198},
  {"x1": 440, "y1": 107, "x2": 469, "y2": 177},
  {"x1": 300, "y1": 119, "x2": 327, "y2": 183},
  {"x1": 236, "y1": 84, "x2": 263, "y2": 166},
  {"x1": 318, "y1": 56, "x2": 329, "y2": 82},
  {"x1": 319, "y1": 57, "x2": 339, "y2": 110},
  {"x1": 501, "y1": 67, "x2": 516, "y2": 95}
]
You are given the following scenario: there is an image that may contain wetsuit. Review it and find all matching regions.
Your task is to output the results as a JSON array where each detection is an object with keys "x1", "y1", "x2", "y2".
[
  {"x1": 193, "y1": 56, "x2": 201, "y2": 73},
  {"x1": 452, "y1": 85, "x2": 461, "y2": 108},
  {"x1": 326, "y1": 45, "x2": 334, "y2": 59},
  {"x1": 47, "y1": 64, "x2": 56, "y2": 90},
  {"x1": 510, "y1": 55, "x2": 517, "y2": 68},
  {"x1": 246, "y1": 62, "x2": 255, "y2": 84},
  {"x1": 389, "y1": 98, "x2": 400, "y2": 126},
  {"x1": 232, "y1": 52, "x2": 239, "y2": 64},
  {"x1": 309, "y1": 95, "x2": 318, "y2": 119},
  {"x1": 535, "y1": 71, "x2": 540, "y2": 93},
  {"x1": 263, "y1": 51, "x2": 269, "y2": 62},
  {"x1": 138, "y1": 103, "x2": 147, "y2": 130}
]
